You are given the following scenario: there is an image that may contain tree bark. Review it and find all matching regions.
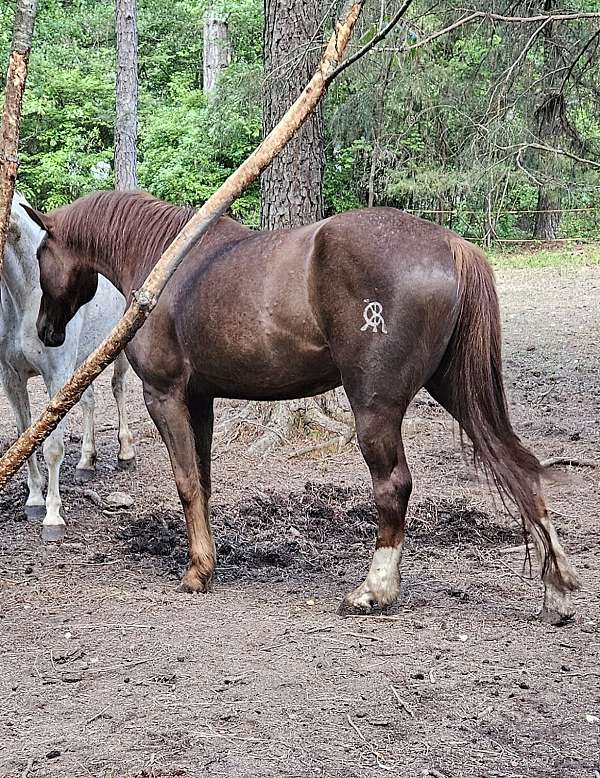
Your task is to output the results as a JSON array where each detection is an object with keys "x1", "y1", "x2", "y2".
[
  {"x1": 114, "y1": 0, "x2": 138, "y2": 190},
  {"x1": 249, "y1": 0, "x2": 349, "y2": 455},
  {"x1": 203, "y1": 8, "x2": 230, "y2": 94},
  {"x1": 533, "y1": 0, "x2": 562, "y2": 240},
  {"x1": 261, "y1": 0, "x2": 324, "y2": 228},
  {"x1": 0, "y1": 1, "x2": 366, "y2": 489},
  {"x1": 0, "y1": 0, "x2": 37, "y2": 276},
  {"x1": 533, "y1": 187, "x2": 561, "y2": 240}
]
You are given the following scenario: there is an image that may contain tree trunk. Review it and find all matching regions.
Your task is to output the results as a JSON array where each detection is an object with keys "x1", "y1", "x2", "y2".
[
  {"x1": 260, "y1": 0, "x2": 323, "y2": 228},
  {"x1": 0, "y1": 0, "x2": 37, "y2": 277},
  {"x1": 203, "y1": 8, "x2": 230, "y2": 93},
  {"x1": 533, "y1": 187, "x2": 561, "y2": 240},
  {"x1": 114, "y1": 0, "x2": 138, "y2": 190},
  {"x1": 246, "y1": 0, "x2": 353, "y2": 456},
  {"x1": 532, "y1": 0, "x2": 563, "y2": 240}
]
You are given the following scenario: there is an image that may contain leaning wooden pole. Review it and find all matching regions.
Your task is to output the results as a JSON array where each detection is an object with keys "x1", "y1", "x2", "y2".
[
  {"x1": 0, "y1": 0, "x2": 365, "y2": 489},
  {"x1": 0, "y1": 0, "x2": 37, "y2": 277}
]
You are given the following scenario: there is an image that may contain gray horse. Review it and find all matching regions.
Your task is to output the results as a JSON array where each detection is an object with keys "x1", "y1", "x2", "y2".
[{"x1": 1, "y1": 193, "x2": 135, "y2": 540}]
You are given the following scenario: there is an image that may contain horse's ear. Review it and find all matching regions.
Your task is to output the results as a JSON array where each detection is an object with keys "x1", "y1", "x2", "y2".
[{"x1": 21, "y1": 204, "x2": 50, "y2": 233}]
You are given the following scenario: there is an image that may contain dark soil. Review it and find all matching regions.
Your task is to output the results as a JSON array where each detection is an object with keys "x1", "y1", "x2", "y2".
[
  {"x1": 116, "y1": 485, "x2": 520, "y2": 583},
  {"x1": 0, "y1": 267, "x2": 599, "y2": 778}
]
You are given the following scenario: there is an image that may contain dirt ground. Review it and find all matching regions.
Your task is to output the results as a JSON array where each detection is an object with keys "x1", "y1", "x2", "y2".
[{"x1": 0, "y1": 266, "x2": 598, "y2": 778}]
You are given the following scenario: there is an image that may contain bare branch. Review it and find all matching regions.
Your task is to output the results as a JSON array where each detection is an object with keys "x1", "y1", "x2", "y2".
[
  {"x1": 326, "y1": 0, "x2": 415, "y2": 84},
  {"x1": 560, "y1": 26, "x2": 600, "y2": 92},
  {"x1": 0, "y1": 0, "x2": 37, "y2": 277},
  {"x1": 402, "y1": 11, "x2": 600, "y2": 55},
  {"x1": 485, "y1": 16, "x2": 553, "y2": 119},
  {"x1": 500, "y1": 142, "x2": 600, "y2": 170}
]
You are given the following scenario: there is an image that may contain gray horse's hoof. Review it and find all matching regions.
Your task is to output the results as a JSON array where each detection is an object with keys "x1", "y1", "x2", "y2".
[
  {"x1": 25, "y1": 504, "x2": 46, "y2": 520},
  {"x1": 74, "y1": 468, "x2": 95, "y2": 483},
  {"x1": 539, "y1": 607, "x2": 575, "y2": 627},
  {"x1": 42, "y1": 524, "x2": 66, "y2": 543},
  {"x1": 117, "y1": 457, "x2": 136, "y2": 471}
]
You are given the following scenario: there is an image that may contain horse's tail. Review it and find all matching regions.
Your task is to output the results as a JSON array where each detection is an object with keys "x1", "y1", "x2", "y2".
[{"x1": 426, "y1": 236, "x2": 574, "y2": 593}]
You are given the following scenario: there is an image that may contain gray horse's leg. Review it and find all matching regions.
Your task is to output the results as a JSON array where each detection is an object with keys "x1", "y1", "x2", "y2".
[
  {"x1": 1, "y1": 368, "x2": 45, "y2": 517},
  {"x1": 75, "y1": 385, "x2": 97, "y2": 481},
  {"x1": 112, "y1": 352, "x2": 135, "y2": 468},
  {"x1": 41, "y1": 422, "x2": 66, "y2": 541},
  {"x1": 40, "y1": 375, "x2": 68, "y2": 541}
]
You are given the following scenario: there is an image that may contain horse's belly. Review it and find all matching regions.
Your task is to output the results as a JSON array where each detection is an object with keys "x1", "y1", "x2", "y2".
[{"x1": 187, "y1": 330, "x2": 340, "y2": 400}]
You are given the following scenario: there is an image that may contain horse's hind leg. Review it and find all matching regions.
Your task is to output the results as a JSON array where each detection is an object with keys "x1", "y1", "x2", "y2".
[
  {"x1": 427, "y1": 377, "x2": 578, "y2": 624},
  {"x1": 528, "y1": 494, "x2": 578, "y2": 625},
  {"x1": 341, "y1": 404, "x2": 411, "y2": 613},
  {"x1": 1, "y1": 369, "x2": 45, "y2": 517},
  {"x1": 112, "y1": 352, "x2": 135, "y2": 469},
  {"x1": 75, "y1": 385, "x2": 97, "y2": 482}
]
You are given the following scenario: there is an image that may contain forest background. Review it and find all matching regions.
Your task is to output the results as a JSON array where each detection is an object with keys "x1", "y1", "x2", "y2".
[{"x1": 1, "y1": 0, "x2": 599, "y2": 245}]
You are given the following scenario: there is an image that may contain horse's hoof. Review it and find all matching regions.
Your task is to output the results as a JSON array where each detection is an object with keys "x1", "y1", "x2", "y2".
[
  {"x1": 337, "y1": 598, "x2": 379, "y2": 617},
  {"x1": 74, "y1": 468, "x2": 95, "y2": 483},
  {"x1": 117, "y1": 457, "x2": 136, "y2": 471},
  {"x1": 24, "y1": 504, "x2": 46, "y2": 520},
  {"x1": 177, "y1": 581, "x2": 210, "y2": 595},
  {"x1": 178, "y1": 570, "x2": 213, "y2": 594},
  {"x1": 539, "y1": 607, "x2": 575, "y2": 627},
  {"x1": 42, "y1": 524, "x2": 66, "y2": 543}
]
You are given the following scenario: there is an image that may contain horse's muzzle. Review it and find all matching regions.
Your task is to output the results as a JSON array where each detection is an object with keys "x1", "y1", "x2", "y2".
[{"x1": 37, "y1": 313, "x2": 66, "y2": 348}]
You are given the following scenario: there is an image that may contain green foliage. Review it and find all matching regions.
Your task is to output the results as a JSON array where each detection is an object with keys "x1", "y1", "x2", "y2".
[
  {"x1": 1, "y1": 0, "x2": 598, "y2": 240},
  {"x1": 488, "y1": 243, "x2": 600, "y2": 270}
]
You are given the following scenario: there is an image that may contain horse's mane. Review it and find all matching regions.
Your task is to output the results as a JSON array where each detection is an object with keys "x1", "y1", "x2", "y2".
[{"x1": 51, "y1": 190, "x2": 196, "y2": 268}]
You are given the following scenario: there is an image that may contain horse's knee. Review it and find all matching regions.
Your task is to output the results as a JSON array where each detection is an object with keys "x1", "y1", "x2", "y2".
[{"x1": 44, "y1": 432, "x2": 64, "y2": 465}]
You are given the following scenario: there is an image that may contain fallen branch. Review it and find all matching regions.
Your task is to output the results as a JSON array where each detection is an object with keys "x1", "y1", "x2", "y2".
[
  {"x1": 0, "y1": 0, "x2": 37, "y2": 276},
  {"x1": 288, "y1": 429, "x2": 356, "y2": 458},
  {"x1": 0, "y1": 1, "x2": 373, "y2": 489},
  {"x1": 390, "y1": 685, "x2": 415, "y2": 717},
  {"x1": 346, "y1": 713, "x2": 394, "y2": 771},
  {"x1": 540, "y1": 456, "x2": 597, "y2": 469}
]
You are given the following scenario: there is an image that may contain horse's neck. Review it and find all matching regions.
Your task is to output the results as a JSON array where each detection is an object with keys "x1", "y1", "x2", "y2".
[
  {"x1": 77, "y1": 211, "x2": 250, "y2": 297},
  {"x1": 87, "y1": 248, "x2": 136, "y2": 298},
  {"x1": 1, "y1": 238, "x2": 40, "y2": 310}
]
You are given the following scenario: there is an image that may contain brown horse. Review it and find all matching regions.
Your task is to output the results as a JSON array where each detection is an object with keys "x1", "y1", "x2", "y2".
[{"x1": 22, "y1": 191, "x2": 579, "y2": 623}]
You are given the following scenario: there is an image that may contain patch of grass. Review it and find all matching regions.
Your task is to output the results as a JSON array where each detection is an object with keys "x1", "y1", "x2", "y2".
[{"x1": 486, "y1": 242, "x2": 600, "y2": 269}]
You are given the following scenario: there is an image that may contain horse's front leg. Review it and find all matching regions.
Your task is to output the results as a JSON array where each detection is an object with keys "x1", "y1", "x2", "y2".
[
  {"x1": 143, "y1": 385, "x2": 215, "y2": 593},
  {"x1": 75, "y1": 385, "x2": 97, "y2": 482},
  {"x1": 41, "y1": 421, "x2": 66, "y2": 541},
  {"x1": 112, "y1": 351, "x2": 135, "y2": 469},
  {"x1": 1, "y1": 368, "x2": 45, "y2": 517},
  {"x1": 40, "y1": 374, "x2": 70, "y2": 541}
]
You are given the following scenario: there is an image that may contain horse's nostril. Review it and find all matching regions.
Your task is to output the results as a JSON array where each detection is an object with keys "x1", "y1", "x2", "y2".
[{"x1": 48, "y1": 329, "x2": 65, "y2": 348}]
